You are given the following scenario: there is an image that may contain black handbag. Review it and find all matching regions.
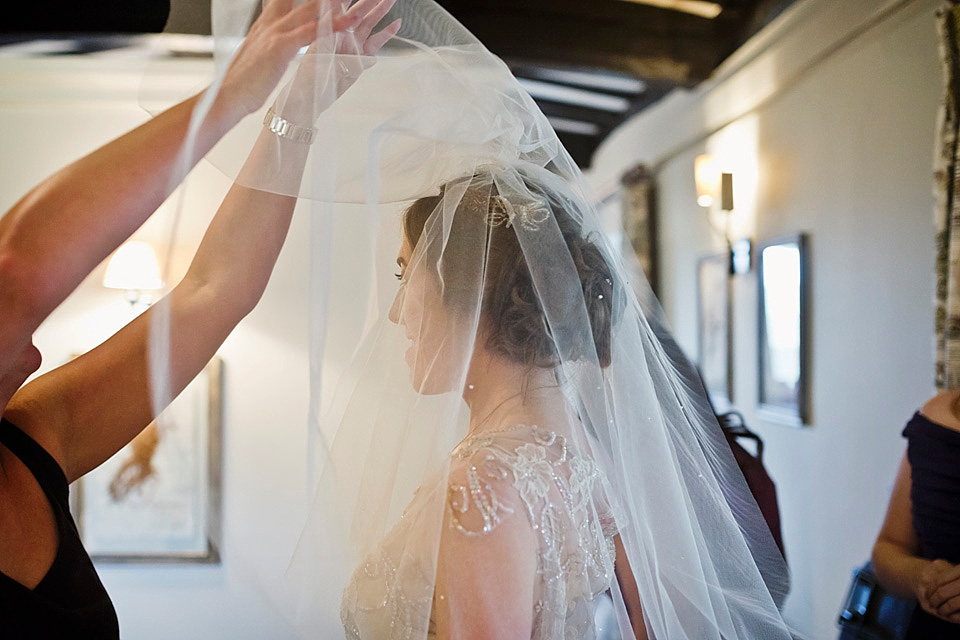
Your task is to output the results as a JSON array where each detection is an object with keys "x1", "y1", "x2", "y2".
[{"x1": 837, "y1": 561, "x2": 915, "y2": 640}]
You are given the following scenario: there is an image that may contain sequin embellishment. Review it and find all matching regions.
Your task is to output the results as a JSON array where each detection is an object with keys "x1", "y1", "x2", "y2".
[{"x1": 341, "y1": 424, "x2": 617, "y2": 640}]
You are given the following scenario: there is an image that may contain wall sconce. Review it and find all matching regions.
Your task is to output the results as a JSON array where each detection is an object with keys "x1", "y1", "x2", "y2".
[
  {"x1": 695, "y1": 154, "x2": 749, "y2": 274},
  {"x1": 103, "y1": 241, "x2": 164, "y2": 306}
]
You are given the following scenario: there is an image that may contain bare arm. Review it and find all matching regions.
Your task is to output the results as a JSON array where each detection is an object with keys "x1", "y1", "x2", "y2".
[
  {"x1": 433, "y1": 460, "x2": 539, "y2": 640},
  {"x1": 614, "y1": 533, "x2": 649, "y2": 640},
  {"x1": 872, "y1": 453, "x2": 925, "y2": 598},
  {"x1": 5, "y1": 159, "x2": 300, "y2": 480},
  {"x1": 0, "y1": 95, "x2": 230, "y2": 373},
  {"x1": 3, "y1": 0, "x2": 400, "y2": 480},
  {"x1": 0, "y1": 0, "x2": 335, "y2": 377}
]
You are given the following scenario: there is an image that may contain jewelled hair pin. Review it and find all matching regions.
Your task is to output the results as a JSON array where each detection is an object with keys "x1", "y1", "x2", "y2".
[{"x1": 484, "y1": 195, "x2": 551, "y2": 232}]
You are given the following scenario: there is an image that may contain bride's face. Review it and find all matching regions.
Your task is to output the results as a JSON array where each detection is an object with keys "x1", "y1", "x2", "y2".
[{"x1": 388, "y1": 231, "x2": 461, "y2": 394}]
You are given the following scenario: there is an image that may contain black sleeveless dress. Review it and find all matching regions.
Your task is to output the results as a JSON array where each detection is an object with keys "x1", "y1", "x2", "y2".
[
  {"x1": 903, "y1": 412, "x2": 960, "y2": 638},
  {"x1": 0, "y1": 418, "x2": 120, "y2": 639}
]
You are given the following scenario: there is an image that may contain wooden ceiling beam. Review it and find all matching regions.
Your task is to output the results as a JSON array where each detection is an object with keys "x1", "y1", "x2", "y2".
[
  {"x1": 535, "y1": 101, "x2": 627, "y2": 131},
  {"x1": 459, "y1": 19, "x2": 720, "y2": 84},
  {"x1": 439, "y1": 0, "x2": 744, "y2": 84},
  {"x1": 441, "y1": 0, "x2": 727, "y2": 31},
  {"x1": 553, "y1": 131, "x2": 602, "y2": 168}
]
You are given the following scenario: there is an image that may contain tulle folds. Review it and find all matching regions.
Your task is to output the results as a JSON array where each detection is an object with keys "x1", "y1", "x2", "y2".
[{"x1": 142, "y1": 0, "x2": 792, "y2": 637}]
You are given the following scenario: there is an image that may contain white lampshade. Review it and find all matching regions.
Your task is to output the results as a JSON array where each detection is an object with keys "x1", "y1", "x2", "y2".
[
  {"x1": 694, "y1": 154, "x2": 719, "y2": 207},
  {"x1": 103, "y1": 241, "x2": 164, "y2": 291}
]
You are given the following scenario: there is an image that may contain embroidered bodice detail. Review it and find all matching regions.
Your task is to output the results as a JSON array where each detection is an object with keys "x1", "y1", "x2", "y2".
[{"x1": 341, "y1": 424, "x2": 617, "y2": 640}]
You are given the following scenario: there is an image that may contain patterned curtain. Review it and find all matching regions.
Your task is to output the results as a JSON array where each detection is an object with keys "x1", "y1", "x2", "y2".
[{"x1": 935, "y1": 1, "x2": 960, "y2": 390}]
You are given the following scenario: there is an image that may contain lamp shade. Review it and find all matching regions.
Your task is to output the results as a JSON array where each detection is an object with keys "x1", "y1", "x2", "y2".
[
  {"x1": 103, "y1": 241, "x2": 164, "y2": 291},
  {"x1": 694, "y1": 154, "x2": 720, "y2": 207}
]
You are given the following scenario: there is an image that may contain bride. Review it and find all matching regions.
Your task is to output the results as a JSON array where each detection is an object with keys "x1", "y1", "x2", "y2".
[
  {"x1": 150, "y1": 0, "x2": 794, "y2": 637},
  {"x1": 322, "y1": 159, "x2": 793, "y2": 639},
  {"x1": 341, "y1": 168, "x2": 635, "y2": 638}
]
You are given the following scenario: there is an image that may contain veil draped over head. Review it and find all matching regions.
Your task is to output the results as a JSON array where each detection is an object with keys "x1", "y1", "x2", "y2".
[{"x1": 149, "y1": 0, "x2": 792, "y2": 637}]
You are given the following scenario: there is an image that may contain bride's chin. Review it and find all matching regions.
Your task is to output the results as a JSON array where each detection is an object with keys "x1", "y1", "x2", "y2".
[
  {"x1": 408, "y1": 366, "x2": 455, "y2": 396},
  {"x1": 410, "y1": 374, "x2": 449, "y2": 396},
  {"x1": 406, "y1": 346, "x2": 458, "y2": 395}
]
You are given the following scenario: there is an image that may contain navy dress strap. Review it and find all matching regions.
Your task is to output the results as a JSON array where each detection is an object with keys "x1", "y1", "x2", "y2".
[
  {"x1": 0, "y1": 417, "x2": 70, "y2": 506},
  {"x1": 0, "y1": 418, "x2": 120, "y2": 639}
]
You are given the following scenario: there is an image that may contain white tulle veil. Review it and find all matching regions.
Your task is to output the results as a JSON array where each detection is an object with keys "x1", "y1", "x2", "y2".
[{"x1": 145, "y1": 0, "x2": 792, "y2": 637}]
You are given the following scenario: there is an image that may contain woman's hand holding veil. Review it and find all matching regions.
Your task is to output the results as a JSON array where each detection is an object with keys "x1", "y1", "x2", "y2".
[
  {"x1": 229, "y1": 0, "x2": 400, "y2": 195},
  {"x1": 338, "y1": 0, "x2": 403, "y2": 57},
  {"x1": 213, "y1": 0, "x2": 355, "y2": 118},
  {"x1": 333, "y1": 0, "x2": 402, "y2": 80},
  {"x1": 267, "y1": 0, "x2": 401, "y2": 125}
]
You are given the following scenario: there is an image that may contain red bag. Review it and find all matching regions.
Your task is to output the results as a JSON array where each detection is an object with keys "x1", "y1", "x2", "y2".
[{"x1": 718, "y1": 411, "x2": 786, "y2": 561}]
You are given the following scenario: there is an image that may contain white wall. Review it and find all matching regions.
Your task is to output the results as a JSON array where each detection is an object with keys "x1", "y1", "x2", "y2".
[
  {"x1": 0, "y1": 45, "x2": 311, "y2": 639},
  {"x1": 589, "y1": 0, "x2": 939, "y2": 637}
]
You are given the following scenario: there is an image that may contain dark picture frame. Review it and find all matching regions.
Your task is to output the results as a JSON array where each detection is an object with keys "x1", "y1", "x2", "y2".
[
  {"x1": 757, "y1": 234, "x2": 809, "y2": 425},
  {"x1": 621, "y1": 164, "x2": 659, "y2": 297},
  {"x1": 697, "y1": 252, "x2": 732, "y2": 405}
]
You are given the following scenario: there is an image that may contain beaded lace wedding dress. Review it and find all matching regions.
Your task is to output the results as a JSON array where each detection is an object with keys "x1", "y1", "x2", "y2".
[{"x1": 341, "y1": 422, "x2": 617, "y2": 639}]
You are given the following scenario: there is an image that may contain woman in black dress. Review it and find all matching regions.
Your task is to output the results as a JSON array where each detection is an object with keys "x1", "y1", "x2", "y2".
[{"x1": 873, "y1": 390, "x2": 960, "y2": 635}]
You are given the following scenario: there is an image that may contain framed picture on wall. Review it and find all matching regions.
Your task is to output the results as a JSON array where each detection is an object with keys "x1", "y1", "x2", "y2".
[
  {"x1": 697, "y1": 252, "x2": 732, "y2": 405},
  {"x1": 757, "y1": 234, "x2": 809, "y2": 425},
  {"x1": 621, "y1": 164, "x2": 659, "y2": 296},
  {"x1": 72, "y1": 358, "x2": 223, "y2": 563}
]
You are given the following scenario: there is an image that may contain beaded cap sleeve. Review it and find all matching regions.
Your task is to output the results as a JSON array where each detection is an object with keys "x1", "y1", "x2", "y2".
[{"x1": 340, "y1": 424, "x2": 616, "y2": 639}]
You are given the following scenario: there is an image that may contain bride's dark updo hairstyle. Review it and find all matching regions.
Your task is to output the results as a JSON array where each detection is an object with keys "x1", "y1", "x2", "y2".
[{"x1": 402, "y1": 170, "x2": 616, "y2": 368}]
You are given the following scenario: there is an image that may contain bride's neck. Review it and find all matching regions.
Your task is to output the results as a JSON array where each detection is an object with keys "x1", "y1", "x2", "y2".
[{"x1": 462, "y1": 349, "x2": 564, "y2": 435}]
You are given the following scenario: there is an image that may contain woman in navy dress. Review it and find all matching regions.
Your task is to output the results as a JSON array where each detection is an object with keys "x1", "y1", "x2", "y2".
[{"x1": 873, "y1": 391, "x2": 960, "y2": 635}]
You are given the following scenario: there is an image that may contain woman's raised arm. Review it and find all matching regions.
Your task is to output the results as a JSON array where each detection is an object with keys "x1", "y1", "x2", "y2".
[
  {"x1": 2, "y1": 0, "x2": 399, "y2": 480},
  {"x1": 0, "y1": 0, "x2": 345, "y2": 374}
]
